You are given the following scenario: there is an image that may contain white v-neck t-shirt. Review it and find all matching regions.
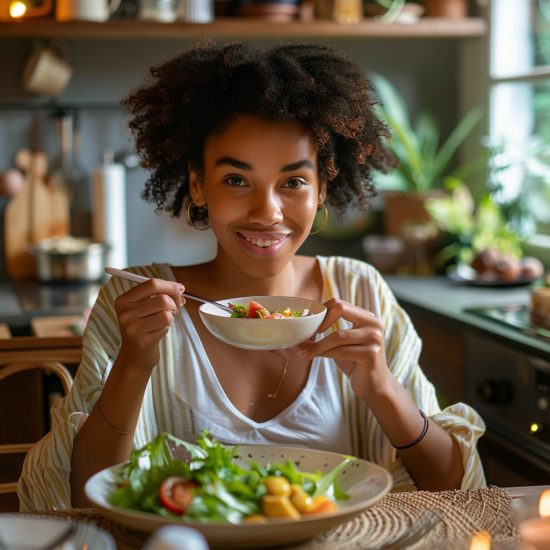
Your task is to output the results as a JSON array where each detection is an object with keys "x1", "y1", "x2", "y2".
[{"x1": 154, "y1": 262, "x2": 353, "y2": 454}]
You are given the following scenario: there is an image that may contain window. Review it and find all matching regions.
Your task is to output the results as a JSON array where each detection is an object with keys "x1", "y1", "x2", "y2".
[{"x1": 490, "y1": 0, "x2": 550, "y2": 236}]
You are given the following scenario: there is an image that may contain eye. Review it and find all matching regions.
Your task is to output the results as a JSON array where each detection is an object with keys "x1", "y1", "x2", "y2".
[
  {"x1": 226, "y1": 176, "x2": 247, "y2": 187},
  {"x1": 282, "y1": 178, "x2": 307, "y2": 189}
]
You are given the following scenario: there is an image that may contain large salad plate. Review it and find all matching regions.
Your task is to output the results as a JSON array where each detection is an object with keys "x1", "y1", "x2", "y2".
[{"x1": 85, "y1": 445, "x2": 393, "y2": 548}]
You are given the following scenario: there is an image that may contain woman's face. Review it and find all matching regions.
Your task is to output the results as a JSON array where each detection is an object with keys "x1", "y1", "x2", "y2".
[{"x1": 190, "y1": 114, "x2": 326, "y2": 278}]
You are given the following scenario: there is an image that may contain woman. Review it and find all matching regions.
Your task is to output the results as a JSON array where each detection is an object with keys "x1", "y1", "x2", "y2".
[{"x1": 18, "y1": 41, "x2": 485, "y2": 511}]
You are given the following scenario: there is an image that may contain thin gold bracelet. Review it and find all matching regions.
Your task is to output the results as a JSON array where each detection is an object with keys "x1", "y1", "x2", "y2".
[{"x1": 97, "y1": 397, "x2": 136, "y2": 435}]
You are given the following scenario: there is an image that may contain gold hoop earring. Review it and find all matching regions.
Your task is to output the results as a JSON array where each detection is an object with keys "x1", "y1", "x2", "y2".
[
  {"x1": 309, "y1": 203, "x2": 328, "y2": 235},
  {"x1": 187, "y1": 200, "x2": 210, "y2": 231}
]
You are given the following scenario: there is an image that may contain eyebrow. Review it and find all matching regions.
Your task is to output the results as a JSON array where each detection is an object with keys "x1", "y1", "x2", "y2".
[
  {"x1": 281, "y1": 159, "x2": 315, "y2": 172},
  {"x1": 214, "y1": 156, "x2": 252, "y2": 171},
  {"x1": 214, "y1": 156, "x2": 315, "y2": 173}
]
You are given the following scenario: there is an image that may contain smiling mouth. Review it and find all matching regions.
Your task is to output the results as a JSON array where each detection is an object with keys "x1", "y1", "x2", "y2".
[{"x1": 238, "y1": 234, "x2": 290, "y2": 248}]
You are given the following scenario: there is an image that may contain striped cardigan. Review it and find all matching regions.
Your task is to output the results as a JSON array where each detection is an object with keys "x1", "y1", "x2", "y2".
[{"x1": 18, "y1": 256, "x2": 486, "y2": 511}]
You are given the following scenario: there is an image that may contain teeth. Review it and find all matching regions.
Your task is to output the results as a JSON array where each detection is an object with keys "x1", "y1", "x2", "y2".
[{"x1": 244, "y1": 236, "x2": 282, "y2": 247}]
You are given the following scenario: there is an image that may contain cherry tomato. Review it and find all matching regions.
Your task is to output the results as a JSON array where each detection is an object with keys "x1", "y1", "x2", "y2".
[
  {"x1": 247, "y1": 301, "x2": 265, "y2": 318},
  {"x1": 159, "y1": 477, "x2": 199, "y2": 515}
]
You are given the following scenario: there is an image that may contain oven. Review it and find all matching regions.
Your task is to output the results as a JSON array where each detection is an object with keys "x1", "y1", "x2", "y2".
[{"x1": 464, "y1": 333, "x2": 550, "y2": 483}]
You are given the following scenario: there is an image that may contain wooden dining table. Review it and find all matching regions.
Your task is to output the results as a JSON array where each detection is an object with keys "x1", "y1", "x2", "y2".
[{"x1": 13, "y1": 485, "x2": 550, "y2": 550}]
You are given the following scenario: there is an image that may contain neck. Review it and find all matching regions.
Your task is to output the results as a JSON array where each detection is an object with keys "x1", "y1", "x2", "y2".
[{"x1": 207, "y1": 244, "x2": 296, "y2": 298}]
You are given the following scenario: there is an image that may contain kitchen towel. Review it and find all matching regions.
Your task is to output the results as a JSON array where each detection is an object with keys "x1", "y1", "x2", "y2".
[{"x1": 92, "y1": 161, "x2": 128, "y2": 270}]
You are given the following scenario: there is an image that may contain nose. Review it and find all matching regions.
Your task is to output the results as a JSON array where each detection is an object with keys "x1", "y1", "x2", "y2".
[{"x1": 247, "y1": 188, "x2": 284, "y2": 226}]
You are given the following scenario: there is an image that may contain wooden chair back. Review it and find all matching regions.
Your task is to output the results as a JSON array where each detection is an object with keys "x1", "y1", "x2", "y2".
[{"x1": 0, "y1": 361, "x2": 73, "y2": 495}]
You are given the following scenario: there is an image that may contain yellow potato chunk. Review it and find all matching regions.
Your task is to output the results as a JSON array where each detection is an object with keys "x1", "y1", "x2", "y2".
[
  {"x1": 261, "y1": 495, "x2": 300, "y2": 520},
  {"x1": 243, "y1": 514, "x2": 267, "y2": 524},
  {"x1": 305, "y1": 495, "x2": 338, "y2": 515},
  {"x1": 289, "y1": 484, "x2": 316, "y2": 514},
  {"x1": 282, "y1": 309, "x2": 293, "y2": 318},
  {"x1": 263, "y1": 476, "x2": 291, "y2": 497}
]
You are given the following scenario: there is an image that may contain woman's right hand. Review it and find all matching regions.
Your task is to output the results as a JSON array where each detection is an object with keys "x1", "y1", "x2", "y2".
[{"x1": 114, "y1": 278, "x2": 186, "y2": 372}]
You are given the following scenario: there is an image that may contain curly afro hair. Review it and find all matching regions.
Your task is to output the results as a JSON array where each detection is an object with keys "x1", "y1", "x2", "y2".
[{"x1": 122, "y1": 40, "x2": 395, "y2": 221}]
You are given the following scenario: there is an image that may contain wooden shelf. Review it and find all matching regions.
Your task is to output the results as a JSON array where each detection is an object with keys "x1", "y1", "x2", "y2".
[{"x1": 0, "y1": 16, "x2": 486, "y2": 40}]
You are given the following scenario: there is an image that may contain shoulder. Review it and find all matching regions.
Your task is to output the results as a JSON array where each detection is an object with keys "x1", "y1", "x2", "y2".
[
  {"x1": 321, "y1": 255, "x2": 390, "y2": 292},
  {"x1": 320, "y1": 255, "x2": 397, "y2": 313}
]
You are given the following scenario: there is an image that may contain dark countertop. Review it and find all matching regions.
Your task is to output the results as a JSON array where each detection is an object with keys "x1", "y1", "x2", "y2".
[
  {"x1": 385, "y1": 275, "x2": 550, "y2": 357},
  {"x1": 0, "y1": 277, "x2": 101, "y2": 334}
]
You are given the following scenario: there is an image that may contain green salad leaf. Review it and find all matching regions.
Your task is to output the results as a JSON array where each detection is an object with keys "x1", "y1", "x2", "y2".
[
  {"x1": 109, "y1": 431, "x2": 354, "y2": 523},
  {"x1": 229, "y1": 304, "x2": 247, "y2": 318}
]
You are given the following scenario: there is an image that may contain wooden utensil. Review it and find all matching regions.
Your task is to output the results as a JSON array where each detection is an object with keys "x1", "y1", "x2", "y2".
[
  {"x1": 48, "y1": 111, "x2": 72, "y2": 237},
  {"x1": 4, "y1": 147, "x2": 52, "y2": 278},
  {"x1": 49, "y1": 171, "x2": 71, "y2": 237}
]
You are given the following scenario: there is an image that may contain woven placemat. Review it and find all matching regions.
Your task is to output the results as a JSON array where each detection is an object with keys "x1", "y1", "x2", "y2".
[{"x1": 18, "y1": 486, "x2": 519, "y2": 550}]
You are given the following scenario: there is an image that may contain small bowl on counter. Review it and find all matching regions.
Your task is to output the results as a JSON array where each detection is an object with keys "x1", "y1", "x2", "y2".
[{"x1": 28, "y1": 236, "x2": 109, "y2": 283}]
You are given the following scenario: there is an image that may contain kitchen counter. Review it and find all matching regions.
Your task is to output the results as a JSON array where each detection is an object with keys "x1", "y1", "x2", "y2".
[
  {"x1": 0, "y1": 277, "x2": 101, "y2": 334},
  {"x1": 385, "y1": 275, "x2": 550, "y2": 358},
  {"x1": 1, "y1": 274, "x2": 548, "y2": 356},
  {"x1": 385, "y1": 276, "x2": 550, "y2": 486}
]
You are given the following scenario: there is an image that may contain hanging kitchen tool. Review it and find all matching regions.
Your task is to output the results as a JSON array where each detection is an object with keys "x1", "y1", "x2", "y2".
[
  {"x1": 71, "y1": 108, "x2": 92, "y2": 236},
  {"x1": 114, "y1": 115, "x2": 140, "y2": 170},
  {"x1": 4, "y1": 112, "x2": 54, "y2": 278},
  {"x1": 48, "y1": 109, "x2": 76, "y2": 236}
]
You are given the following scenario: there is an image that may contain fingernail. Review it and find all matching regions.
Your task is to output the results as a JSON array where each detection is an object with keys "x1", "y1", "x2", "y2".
[
  {"x1": 297, "y1": 350, "x2": 308, "y2": 360},
  {"x1": 172, "y1": 283, "x2": 184, "y2": 293}
]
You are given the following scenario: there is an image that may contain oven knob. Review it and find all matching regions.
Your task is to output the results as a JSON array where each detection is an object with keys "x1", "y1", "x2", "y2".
[{"x1": 476, "y1": 379, "x2": 513, "y2": 405}]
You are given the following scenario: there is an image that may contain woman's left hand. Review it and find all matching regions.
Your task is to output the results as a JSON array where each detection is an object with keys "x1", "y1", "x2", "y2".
[{"x1": 291, "y1": 298, "x2": 392, "y2": 402}]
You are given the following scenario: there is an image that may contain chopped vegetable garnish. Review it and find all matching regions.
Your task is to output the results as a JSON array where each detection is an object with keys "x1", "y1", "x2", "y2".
[
  {"x1": 229, "y1": 304, "x2": 247, "y2": 318},
  {"x1": 229, "y1": 301, "x2": 310, "y2": 319}
]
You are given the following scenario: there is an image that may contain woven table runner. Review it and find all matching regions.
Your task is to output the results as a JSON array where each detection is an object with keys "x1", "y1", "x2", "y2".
[{"x1": 18, "y1": 486, "x2": 519, "y2": 550}]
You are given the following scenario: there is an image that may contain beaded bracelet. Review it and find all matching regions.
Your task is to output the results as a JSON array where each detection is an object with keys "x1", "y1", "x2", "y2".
[{"x1": 393, "y1": 410, "x2": 429, "y2": 450}]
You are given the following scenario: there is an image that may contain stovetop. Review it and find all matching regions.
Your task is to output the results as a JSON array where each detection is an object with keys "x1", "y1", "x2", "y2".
[{"x1": 466, "y1": 304, "x2": 550, "y2": 344}]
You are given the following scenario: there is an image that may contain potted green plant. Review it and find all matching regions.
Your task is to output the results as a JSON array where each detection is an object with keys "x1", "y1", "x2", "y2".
[
  {"x1": 424, "y1": 177, "x2": 523, "y2": 270},
  {"x1": 369, "y1": 71, "x2": 483, "y2": 236},
  {"x1": 364, "y1": 0, "x2": 425, "y2": 24},
  {"x1": 484, "y1": 134, "x2": 550, "y2": 238}
]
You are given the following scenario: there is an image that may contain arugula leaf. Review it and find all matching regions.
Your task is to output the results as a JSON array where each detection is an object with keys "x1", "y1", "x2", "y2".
[{"x1": 312, "y1": 456, "x2": 354, "y2": 500}]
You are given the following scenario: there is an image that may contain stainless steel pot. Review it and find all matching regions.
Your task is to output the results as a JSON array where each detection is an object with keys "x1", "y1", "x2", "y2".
[{"x1": 29, "y1": 238, "x2": 109, "y2": 282}]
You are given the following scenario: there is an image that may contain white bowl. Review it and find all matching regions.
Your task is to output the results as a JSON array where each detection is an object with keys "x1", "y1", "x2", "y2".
[
  {"x1": 85, "y1": 445, "x2": 393, "y2": 548},
  {"x1": 198, "y1": 296, "x2": 327, "y2": 350}
]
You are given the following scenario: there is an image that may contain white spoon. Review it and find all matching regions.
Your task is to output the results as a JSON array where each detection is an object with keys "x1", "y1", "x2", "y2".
[{"x1": 104, "y1": 267, "x2": 234, "y2": 315}]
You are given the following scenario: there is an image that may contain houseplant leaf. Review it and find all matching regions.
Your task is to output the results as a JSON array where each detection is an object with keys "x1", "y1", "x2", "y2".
[
  {"x1": 430, "y1": 106, "x2": 483, "y2": 183},
  {"x1": 370, "y1": 72, "x2": 412, "y2": 132}
]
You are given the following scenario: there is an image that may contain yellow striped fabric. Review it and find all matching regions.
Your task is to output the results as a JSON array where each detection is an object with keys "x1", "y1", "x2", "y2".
[{"x1": 17, "y1": 256, "x2": 486, "y2": 511}]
